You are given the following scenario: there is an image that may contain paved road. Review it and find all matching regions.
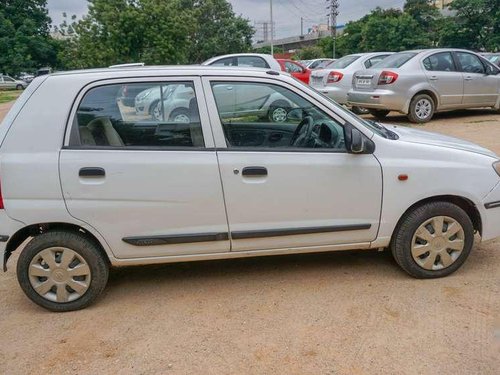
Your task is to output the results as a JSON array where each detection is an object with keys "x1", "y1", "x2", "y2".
[{"x1": 0, "y1": 102, "x2": 499, "y2": 374}]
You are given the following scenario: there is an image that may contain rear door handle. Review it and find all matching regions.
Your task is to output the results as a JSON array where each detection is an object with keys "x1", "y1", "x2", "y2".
[
  {"x1": 79, "y1": 167, "x2": 105, "y2": 177},
  {"x1": 242, "y1": 166, "x2": 267, "y2": 177},
  {"x1": 464, "y1": 76, "x2": 473, "y2": 81},
  {"x1": 429, "y1": 76, "x2": 438, "y2": 81}
]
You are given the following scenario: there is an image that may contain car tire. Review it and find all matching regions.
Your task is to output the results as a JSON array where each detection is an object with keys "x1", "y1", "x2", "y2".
[
  {"x1": 390, "y1": 201, "x2": 474, "y2": 279},
  {"x1": 368, "y1": 109, "x2": 390, "y2": 120},
  {"x1": 268, "y1": 101, "x2": 290, "y2": 123},
  {"x1": 17, "y1": 230, "x2": 109, "y2": 312},
  {"x1": 16, "y1": 84, "x2": 23, "y2": 90},
  {"x1": 351, "y1": 106, "x2": 369, "y2": 115},
  {"x1": 408, "y1": 93, "x2": 435, "y2": 123},
  {"x1": 148, "y1": 99, "x2": 160, "y2": 117},
  {"x1": 169, "y1": 108, "x2": 191, "y2": 123}
]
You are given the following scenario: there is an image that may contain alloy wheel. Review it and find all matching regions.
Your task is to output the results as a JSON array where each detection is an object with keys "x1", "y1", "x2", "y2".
[
  {"x1": 415, "y1": 98, "x2": 432, "y2": 120},
  {"x1": 271, "y1": 107, "x2": 288, "y2": 122}
]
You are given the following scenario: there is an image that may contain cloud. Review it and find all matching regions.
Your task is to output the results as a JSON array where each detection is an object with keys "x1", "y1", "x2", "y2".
[{"x1": 47, "y1": 0, "x2": 405, "y2": 38}]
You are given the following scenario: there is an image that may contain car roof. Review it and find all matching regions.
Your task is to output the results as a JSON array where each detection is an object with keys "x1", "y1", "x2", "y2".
[{"x1": 49, "y1": 65, "x2": 286, "y2": 79}]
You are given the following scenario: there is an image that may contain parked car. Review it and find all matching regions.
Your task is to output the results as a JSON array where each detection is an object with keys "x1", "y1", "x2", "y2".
[
  {"x1": 482, "y1": 53, "x2": 500, "y2": 67},
  {"x1": 310, "y1": 52, "x2": 392, "y2": 113},
  {"x1": 348, "y1": 49, "x2": 500, "y2": 123},
  {"x1": 277, "y1": 59, "x2": 311, "y2": 84},
  {"x1": 202, "y1": 53, "x2": 282, "y2": 71},
  {"x1": 0, "y1": 75, "x2": 27, "y2": 90},
  {"x1": 36, "y1": 67, "x2": 52, "y2": 76},
  {"x1": 2, "y1": 66, "x2": 500, "y2": 311},
  {"x1": 18, "y1": 73, "x2": 34, "y2": 84},
  {"x1": 301, "y1": 58, "x2": 335, "y2": 70}
]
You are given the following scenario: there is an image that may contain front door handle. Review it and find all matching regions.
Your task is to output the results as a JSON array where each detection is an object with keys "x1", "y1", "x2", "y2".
[
  {"x1": 242, "y1": 166, "x2": 267, "y2": 177},
  {"x1": 429, "y1": 76, "x2": 438, "y2": 81},
  {"x1": 79, "y1": 167, "x2": 105, "y2": 177},
  {"x1": 464, "y1": 76, "x2": 473, "y2": 81}
]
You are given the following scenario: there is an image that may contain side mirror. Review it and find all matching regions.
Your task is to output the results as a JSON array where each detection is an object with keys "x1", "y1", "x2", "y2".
[{"x1": 344, "y1": 124, "x2": 375, "y2": 154}]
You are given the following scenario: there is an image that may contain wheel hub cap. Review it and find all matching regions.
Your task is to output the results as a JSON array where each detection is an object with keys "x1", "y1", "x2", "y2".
[
  {"x1": 411, "y1": 216, "x2": 465, "y2": 271},
  {"x1": 272, "y1": 108, "x2": 287, "y2": 122},
  {"x1": 415, "y1": 99, "x2": 432, "y2": 119},
  {"x1": 28, "y1": 247, "x2": 91, "y2": 303}
]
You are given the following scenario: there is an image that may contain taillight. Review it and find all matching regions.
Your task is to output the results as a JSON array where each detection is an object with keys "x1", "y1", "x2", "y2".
[
  {"x1": 378, "y1": 71, "x2": 398, "y2": 85},
  {"x1": 327, "y1": 71, "x2": 343, "y2": 83}
]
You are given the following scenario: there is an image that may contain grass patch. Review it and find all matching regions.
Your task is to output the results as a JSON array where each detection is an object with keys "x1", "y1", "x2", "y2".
[{"x1": 0, "y1": 90, "x2": 21, "y2": 104}]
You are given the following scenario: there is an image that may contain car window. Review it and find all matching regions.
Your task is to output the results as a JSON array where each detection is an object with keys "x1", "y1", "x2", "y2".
[
  {"x1": 456, "y1": 52, "x2": 485, "y2": 74},
  {"x1": 309, "y1": 60, "x2": 325, "y2": 69},
  {"x1": 372, "y1": 52, "x2": 417, "y2": 68},
  {"x1": 328, "y1": 55, "x2": 361, "y2": 69},
  {"x1": 210, "y1": 57, "x2": 236, "y2": 66},
  {"x1": 3, "y1": 76, "x2": 15, "y2": 82},
  {"x1": 210, "y1": 81, "x2": 346, "y2": 151},
  {"x1": 364, "y1": 55, "x2": 390, "y2": 68},
  {"x1": 423, "y1": 52, "x2": 456, "y2": 72},
  {"x1": 284, "y1": 61, "x2": 303, "y2": 73},
  {"x1": 71, "y1": 82, "x2": 204, "y2": 148},
  {"x1": 237, "y1": 56, "x2": 269, "y2": 68}
]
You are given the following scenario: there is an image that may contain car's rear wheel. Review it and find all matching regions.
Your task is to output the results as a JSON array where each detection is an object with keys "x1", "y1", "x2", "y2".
[
  {"x1": 16, "y1": 84, "x2": 23, "y2": 90},
  {"x1": 368, "y1": 109, "x2": 390, "y2": 120},
  {"x1": 268, "y1": 101, "x2": 290, "y2": 123},
  {"x1": 408, "y1": 94, "x2": 435, "y2": 123},
  {"x1": 390, "y1": 202, "x2": 474, "y2": 278},
  {"x1": 169, "y1": 108, "x2": 191, "y2": 123},
  {"x1": 17, "y1": 231, "x2": 109, "y2": 312}
]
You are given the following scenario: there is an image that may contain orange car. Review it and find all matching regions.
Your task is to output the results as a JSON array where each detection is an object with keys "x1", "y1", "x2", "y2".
[{"x1": 277, "y1": 59, "x2": 311, "y2": 84}]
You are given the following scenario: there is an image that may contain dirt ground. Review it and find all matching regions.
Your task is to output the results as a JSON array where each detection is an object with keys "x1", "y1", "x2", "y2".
[{"x1": 0, "y1": 102, "x2": 499, "y2": 374}]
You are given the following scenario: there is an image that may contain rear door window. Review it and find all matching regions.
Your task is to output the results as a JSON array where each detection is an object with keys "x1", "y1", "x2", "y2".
[
  {"x1": 211, "y1": 57, "x2": 237, "y2": 66},
  {"x1": 284, "y1": 61, "x2": 303, "y2": 73},
  {"x1": 71, "y1": 82, "x2": 205, "y2": 148},
  {"x1": 423, "y1": 52, "x2": 456, "y2": 72}
]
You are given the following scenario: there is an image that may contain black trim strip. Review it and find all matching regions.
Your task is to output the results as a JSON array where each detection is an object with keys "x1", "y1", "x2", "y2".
[
  {"x1": 0, "y1": 235, "x2": 9, "y2": 242},
  {"x1": 485, "y1": 201, "x2": 500, "y2": 209},
  {"x1": 123, "y1": 232, "x2": 229, "y2": 246},
  {"x1": 231, "y1": 224, "x2": 372, "y2": 240}
]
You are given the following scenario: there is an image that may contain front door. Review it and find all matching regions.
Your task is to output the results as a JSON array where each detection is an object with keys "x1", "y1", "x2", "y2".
[
  {"x1": 60, "y1": 78, "x2": 230, "y2": 259},
  {"x1": 422, "y1": 52, "x2": 463, "y2": 108},
  {"x1": 204, "y1": 78, "x2": 382, "y2": 252},
  {"x1": 455, "y1": 51, "x2": 499, "y2": 106}
]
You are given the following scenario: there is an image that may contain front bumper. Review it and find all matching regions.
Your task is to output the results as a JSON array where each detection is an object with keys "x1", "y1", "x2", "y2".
[
  {"x1": 347, "y1": 89, "x2": 408, "y2": 113},
  {"x1": 481, "y1": 181, "x2": 500, "y2": 241}
]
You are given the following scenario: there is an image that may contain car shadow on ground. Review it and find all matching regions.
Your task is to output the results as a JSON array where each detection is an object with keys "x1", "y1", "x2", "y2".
[{"x1": 363, "y1": 108, "x2": 499, "y2": 125}]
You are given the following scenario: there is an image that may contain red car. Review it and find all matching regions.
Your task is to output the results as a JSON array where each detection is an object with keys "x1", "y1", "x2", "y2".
[{"x1": 277, "y1": 59, "x2": 311, "y2": 84}]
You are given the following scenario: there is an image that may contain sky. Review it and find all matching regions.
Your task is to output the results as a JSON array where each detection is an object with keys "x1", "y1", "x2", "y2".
[{"x1": 47, "y1": 0, "x2": 406, "y2": 39}]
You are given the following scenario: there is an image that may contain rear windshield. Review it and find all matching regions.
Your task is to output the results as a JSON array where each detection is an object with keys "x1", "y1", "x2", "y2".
[
  {"x1": 327, "y1": 55, "x2": 361, "y2": 69},
  {"x1": 372, "y1": 52, "x2": 417, "y2": 68}
]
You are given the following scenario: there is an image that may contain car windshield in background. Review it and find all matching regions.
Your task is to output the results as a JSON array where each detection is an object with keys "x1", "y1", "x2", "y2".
[
  {"x1": 372, "y1": 52, "x2": 417, "y2": 68},
  {"x1": 327, "y1": 55, "x2": 361, "y2": 69}
]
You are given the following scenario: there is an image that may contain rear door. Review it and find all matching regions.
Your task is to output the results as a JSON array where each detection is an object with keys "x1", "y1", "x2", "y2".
[
  {"x1": 455, "y1": 51, "x2": 498, "y2": 106},
  {"x1": 60, "y1": 77, "x2": 230, "y2": 259},
  {"x1": 422, "y1": 52, "x2": 463, "y2": 107},
  {"x1": 203, "y1": 76, "x2": 382, "y2": 252}
]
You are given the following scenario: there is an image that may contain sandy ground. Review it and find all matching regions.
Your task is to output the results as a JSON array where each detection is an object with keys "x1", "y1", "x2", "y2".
[{"x1": 0, "y1": 102, "x2": 499, "y2": 374}]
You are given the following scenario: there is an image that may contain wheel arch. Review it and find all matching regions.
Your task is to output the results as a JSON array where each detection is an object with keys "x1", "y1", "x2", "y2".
[
  {"x1": 392, "y1": 195, "x2": 482, "y2": 241},
  {"x1": 4, "y1": 222, "x2": 111, "y2": 271}
]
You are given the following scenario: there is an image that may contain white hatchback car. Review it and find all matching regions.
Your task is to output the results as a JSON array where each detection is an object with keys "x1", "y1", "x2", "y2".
[{"x1": 2, "y1": 66, "x2": 500, "y2": 312}]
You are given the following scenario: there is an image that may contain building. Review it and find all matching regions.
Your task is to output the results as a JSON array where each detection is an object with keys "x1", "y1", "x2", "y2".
[{"x1": 433, "y1": 0, "x2": 453, "y2": 9}]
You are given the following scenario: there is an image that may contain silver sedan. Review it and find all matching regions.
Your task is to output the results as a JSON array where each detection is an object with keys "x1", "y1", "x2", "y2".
[
  {"x1": 0, "y1": 75, "x2": 27, "y2": 90},
  {"x1": 347, "y1": 49, "x2": 500, "y2": 123}
]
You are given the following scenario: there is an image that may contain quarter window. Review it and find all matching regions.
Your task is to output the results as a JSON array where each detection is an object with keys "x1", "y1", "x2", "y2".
[
  {"x1": 423, "y1": 52, "x2": 456, "y2": 72},
  {"x1": 72, "y1": 82, "x2": 204, "y2": 148},
  {"x1": 211, "y1": 57, "x2": 237, "y2": 66},
  {"x1": 456, "y1": 52, "x2": 485, "y2": 74},
  {"x1": 210, "y1": 81, "x2": 346, "y2": 151}
]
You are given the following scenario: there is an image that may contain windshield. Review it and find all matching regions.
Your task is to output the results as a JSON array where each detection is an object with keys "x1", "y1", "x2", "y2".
[
  {"x1": 327, "y1": 55, "x2": 361, "y2": 69},
  {"x1": 372, "y1": 52, "x2": 417, "y2": 68}
]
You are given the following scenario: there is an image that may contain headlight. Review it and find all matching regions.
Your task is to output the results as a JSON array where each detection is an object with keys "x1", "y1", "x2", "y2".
[{"x1": 493, "y1": 161, "x2": 500, "y2": 177}]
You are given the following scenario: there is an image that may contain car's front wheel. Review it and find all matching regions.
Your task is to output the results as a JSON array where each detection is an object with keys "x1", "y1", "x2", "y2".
[
  {"x1": 17, "y1": 231, "x2": 109, "y2": 312},
  {"x1": 16, "y1": 84, "x2": 23, "y2": 90},
  {"x1": 390, "y1": 202, "x2": 474, "y2": 278},
  {"x1": 408, "y1": 93, "x2": 435, "y2": 123}
]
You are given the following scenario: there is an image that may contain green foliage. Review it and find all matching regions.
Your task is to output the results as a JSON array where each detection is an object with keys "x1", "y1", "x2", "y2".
[
  {"x1": 0, "y1": 0, "x2": 57, "y2": 75},
  {"x1": 296, "y1": 46, "x2": 324, "y2": 60},
  {"x1": 59, "y1": 0, "x2": 254, "y2": 69}
]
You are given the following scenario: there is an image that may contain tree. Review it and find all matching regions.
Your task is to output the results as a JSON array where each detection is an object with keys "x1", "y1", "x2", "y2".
[
  {"x1": 59, "y1": 0, "x2": 254, "y2": 69},
  {"x1": 0, "y1": 0, "x2": 57, "y2": 75},
  {"x1": 296, "y1": 46, "x2": 324, "y2": 60}
]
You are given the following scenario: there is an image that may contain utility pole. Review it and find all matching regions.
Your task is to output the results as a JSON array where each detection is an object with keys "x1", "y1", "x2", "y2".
[
  {"x1": 301, "y1": 17, "x2": 304, "y2": 37},
  {"x1": 270, "y1": 0, "x2": 274, "y2": 56},
  {"x1": 327, "y1": 0, "x2": 339, "y2": 59}
]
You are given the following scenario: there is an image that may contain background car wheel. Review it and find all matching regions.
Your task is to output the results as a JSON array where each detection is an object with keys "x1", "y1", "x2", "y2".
[
  {"x1": 408, "y1": 93, "x2": 435, "y2": 123},
  {"x1": 368, "y1": 109, "x2": 390, "y2": 120},
  {"x1": 268, "y1": 101, "x2": 290, "y2": 122},
  {"x1": 152, "y1": 101, "x2": 163, "y2": 121},
  {"x1": 16, "y1": 84, "x2": 23, "y2": 90},
  {"x1": 148, "y1": 99, "x2": 160, "y2": 118},
  {"x1": 17, "y1": 230, "x2": 109, "y2": 312},
  {"x1": 351, "y1": 106, "x2": 369, "y2": 115},
  {"x1": 390, "y1": 201, "x2": 474, "y2": 278},
  {"x1": 169, "y1": 108, "x2": 191, "y2": 123}
]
